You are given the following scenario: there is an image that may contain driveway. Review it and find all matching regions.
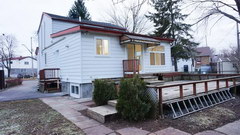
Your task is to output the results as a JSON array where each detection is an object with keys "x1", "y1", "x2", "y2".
[{"x1": 0, "y1": 80, "x2": 65, "y2": 102}]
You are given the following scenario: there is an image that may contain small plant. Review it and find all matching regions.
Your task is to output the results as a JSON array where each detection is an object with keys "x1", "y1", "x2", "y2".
[
  {"x1": 93, "y1": 79, "x2": 117, "y2": 106},
  {"x1": 116, "y1": 76, "x2": 151, "y2": 121}
]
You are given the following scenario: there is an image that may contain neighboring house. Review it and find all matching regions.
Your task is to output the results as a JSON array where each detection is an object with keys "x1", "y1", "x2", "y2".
[
  {"x1": 176, "y1": 58, "x2": 195, "y2": 72},
  {"x1": 217, "y1": 56, "x2": 239, "y2": 74},
  {"x1": 37, "y1": 12, "x2": 174, "y2": 98},
  {"x1": 195, "y1": 47, "x2": 212, "y2": 68},
  {"x1": 0, "y1": 56, "x2": 37, "y2": 77}
]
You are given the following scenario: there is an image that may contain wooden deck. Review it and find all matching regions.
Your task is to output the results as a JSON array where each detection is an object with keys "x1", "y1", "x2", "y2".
[{"x1": 160, "y1": 80, "x2": 240, "y2": 102}]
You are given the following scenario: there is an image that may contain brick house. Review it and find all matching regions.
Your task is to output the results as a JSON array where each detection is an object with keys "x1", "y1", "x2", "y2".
[{"x1": 195, "y1": 47, "x2": 213, "y2": 69}]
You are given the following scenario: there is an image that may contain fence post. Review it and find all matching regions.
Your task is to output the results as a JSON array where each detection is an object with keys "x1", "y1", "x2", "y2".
[
  {"x1": 216, "y1": 80, "x2": 220, "y2": 90},
  {"x1": 193, "y1": 83, "x2": 197, "y2": 96},
  {"x1": 204, "y1": 82, "x2": 208, "y2": 93},
  {"x1": 180, "y1": 85, "x2": 183, "y2": 98},
  {"x1": 158, "y1": 88, "x2": 164, "y2": 118},
  {"x1": 233, "y1": 78, "x2": 237, "y2": 95},
  {"x1": 226, "y1": 79, "x2": 229, "y2": 88}
]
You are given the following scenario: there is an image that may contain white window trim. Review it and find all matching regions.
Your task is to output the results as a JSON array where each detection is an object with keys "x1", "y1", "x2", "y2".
[
  {"x1": 70, "y1": 83, "x2": 81, "y2": 98},
  {"x1": 94, "y1": 36, "x2": 110, "y2": 57},
  {"x1": 148, "y1": 46, "x2": 166, "y2": 66}
]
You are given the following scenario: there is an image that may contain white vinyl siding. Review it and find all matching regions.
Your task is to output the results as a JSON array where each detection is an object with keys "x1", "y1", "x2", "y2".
[
  {"x1": 81, "y1": 33, "x2": 126, "y2": 83},
  {"x1": 52, "y1": 20, "x2": 78, "y2": 33}
]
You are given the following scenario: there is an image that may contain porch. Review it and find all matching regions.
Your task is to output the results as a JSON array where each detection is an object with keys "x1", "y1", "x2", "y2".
[{"x1": 39, "y1": 68, "x2": 61, "y2": 93}]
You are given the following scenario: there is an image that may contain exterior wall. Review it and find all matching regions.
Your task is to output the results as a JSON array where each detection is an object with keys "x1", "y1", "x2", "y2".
[
  {"x1": 52, "y1": 20, "x2": 78, "y2": 33},
  {"x1": 217, "y1": 61, "x2": 238, "y2": 74},
  {"x1": 80, "y1": 32, "x2": 126, "y2": 83},
  {"x1": 10, "y1": 57, "x2": 37, "y2": 69},
  {"x1": 196, "y1": 56, "x2": 211, "y2": 68},
  {"x1": 142, "y1": 42, "x2": 173, "y2": 73},
  {"x1": 43, "y1": 32, "x2": 82, "y2": 84},
  {"x1": 176, "y1": 59, "x2": 195, "y2": 72}
]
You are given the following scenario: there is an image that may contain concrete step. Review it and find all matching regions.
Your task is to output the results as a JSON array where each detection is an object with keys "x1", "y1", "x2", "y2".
[
  {"x1": 87, "y1": 105, "x2": 117, "y2": 123},
  {"x1": 108, "y1": 99, "x2": 117, "y2": 107}
]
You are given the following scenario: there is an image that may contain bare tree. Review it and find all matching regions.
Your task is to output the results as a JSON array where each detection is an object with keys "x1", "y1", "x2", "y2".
[
  {"x1": 107, "y1": 0, "x2": 149, "y2": 33},
  {"x1": 0, "y1": 34, "x2": 17, "y2": 77}
]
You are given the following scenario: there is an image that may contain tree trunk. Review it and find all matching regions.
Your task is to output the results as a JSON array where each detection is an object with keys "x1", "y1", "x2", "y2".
[
  {"x1": 174, "y1": 57, "x2": 178, "y2": 72},
  {"x1": 7, "y1": 68, "x2": 10, "y2": 78}
]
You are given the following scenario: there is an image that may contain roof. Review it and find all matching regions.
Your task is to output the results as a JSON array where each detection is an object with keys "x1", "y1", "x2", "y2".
[
  {"x1": 120, "y1": 34, "x2": 162, "y2": 44},
  {"x1": 2, "y1": 56, "x2": 36, "y2": 61},
  {"x1": 37, "y1": 12, "x2": 126, "y2": 33},
  {"x1": 196, "y1": 47, "x2": 212, "y2": 57}
]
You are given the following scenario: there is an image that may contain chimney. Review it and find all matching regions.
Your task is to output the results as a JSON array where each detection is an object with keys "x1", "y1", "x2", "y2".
[{"x1": 79, "y1": 17, "x2": 81, "y2": 22}]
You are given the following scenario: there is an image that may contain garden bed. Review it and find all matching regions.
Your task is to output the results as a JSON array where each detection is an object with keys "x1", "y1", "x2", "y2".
[
  {"x1": 0, "y1": 99, "x2": 84, "y2": 135},
  {"x1": 80, "y1": 96, "x2": 240, "y2": 134}
]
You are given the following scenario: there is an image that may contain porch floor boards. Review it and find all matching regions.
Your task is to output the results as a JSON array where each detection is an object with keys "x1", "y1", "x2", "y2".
[{"x1": 155, "y1": 81, "x2": 240, "y2": 102}]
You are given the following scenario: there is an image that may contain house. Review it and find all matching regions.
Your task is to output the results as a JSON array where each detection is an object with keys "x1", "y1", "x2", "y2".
[
  {"x1": 217, "y1": 56, "x2": 239, "y2": 74},
  {"x1": 176, "y1": 59, "x2": 195, "y2": 72},
  {"x1": 195, "y1": 47, "x2": 213, "y2": 72},
  {"x1": 37, "y1": 12, "x2": 174, "y2": 98},
  {"x1": 0, "y1": 56, "x2": 37, "y2": 77}
]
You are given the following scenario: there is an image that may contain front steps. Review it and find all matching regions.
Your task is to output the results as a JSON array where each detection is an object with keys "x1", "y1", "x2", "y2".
[
  {"x1": 87, "y1": 100, "x2": 117, "y2": 123},
  {"x1": 141, "y1": 75, "x2": 165, "y2": 86}
]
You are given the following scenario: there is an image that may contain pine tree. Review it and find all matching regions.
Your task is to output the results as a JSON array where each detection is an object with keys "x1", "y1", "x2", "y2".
[
  {"x1": 68, "y1": 0, "x2": 91, "y2": 20},
  {"x1": 148, "y1": 0, "x2": 198, "y2": 71}
]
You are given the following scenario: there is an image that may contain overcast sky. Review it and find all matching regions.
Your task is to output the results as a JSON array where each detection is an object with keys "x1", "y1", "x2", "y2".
[{"x1": 0, "y1": 0, "x2": 238, "y2": 56}]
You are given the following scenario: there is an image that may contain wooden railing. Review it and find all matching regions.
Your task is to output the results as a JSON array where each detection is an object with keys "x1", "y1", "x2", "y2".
[
  {"x1": 123, "y1": 59, "x2": 140, "y2": 78},
  {"x1": 147, "y1": 75, "x2": 240, "y2": 116},
  {"x1": 39, "y1": 68, "x2": 60, "y2": 80}
]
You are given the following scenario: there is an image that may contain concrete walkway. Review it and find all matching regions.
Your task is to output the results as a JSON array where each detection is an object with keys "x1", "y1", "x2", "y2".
[
  {"x1": 41, "y1": 96, "x2": 240, "y2": 135},
  {"x1": 0, "y1": 80, "x2": 64, "y2": 102}
]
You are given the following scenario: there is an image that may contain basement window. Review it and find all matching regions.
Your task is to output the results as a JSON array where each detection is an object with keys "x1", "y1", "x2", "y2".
[{"x1": 71, "y1": 85, "x2": 79, "y2": 95}]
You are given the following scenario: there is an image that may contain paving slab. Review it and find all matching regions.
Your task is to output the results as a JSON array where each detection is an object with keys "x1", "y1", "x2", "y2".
[
  {"x1": 69, "y1": 103, "x2": 89, "y2": 111},
  {"x1": 116, "y1": 127, "x2": 150, "y2": 135},
  {"x1": 67, "y1": 115, "x2": 90, "y2": 123},
  {"x1": 83, "y1": 125, "x2": 113, "y2": 135},
  {"x1": 108, "y1": 132, "x2": 117, "y2": 135},
  {"x1": 194, "y1": 130, "x2": 225, "y2": 135},
  {"x1": 154, "y1": 127, "x2": 190, "y2": 135},
  {"x1": 215, "y1": 120, "x2": 240, "y2": 135},
  {"x1": 75, "y1": 119, "x2": 101, "y2": 129}
]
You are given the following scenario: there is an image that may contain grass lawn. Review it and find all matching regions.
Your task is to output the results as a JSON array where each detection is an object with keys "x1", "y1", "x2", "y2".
[{"x1": 0, "y1": 99, "x2": 85, "y2": 135}]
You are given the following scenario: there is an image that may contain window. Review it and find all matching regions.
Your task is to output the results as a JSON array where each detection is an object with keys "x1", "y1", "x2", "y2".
[
  {"x1": 96, "y1": 39, "x2": 109, "y2": 55},
  {"x1": 24, "y1": 61, "x2": 29, "y2": 65},
  {"x1": 71, "y1": 85, "x2": 79, "y2": 95},
  {"x1": 149, "y1": 46, "x2": 165, "y2": 65}
]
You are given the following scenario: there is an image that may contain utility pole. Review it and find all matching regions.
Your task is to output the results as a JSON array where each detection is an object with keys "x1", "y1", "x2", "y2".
[{"x1": 30, "y1": 37, "x2": 34, "y2": 77}]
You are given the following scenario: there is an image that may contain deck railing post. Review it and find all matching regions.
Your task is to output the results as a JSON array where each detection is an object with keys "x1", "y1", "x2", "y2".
[
  {"x1": 193, "y1": 83, "x2": 197, "y2": 96},
  {"x1": 204, "y1": 82, "x2": 208, "y2": 93},
  {"x1": 180, "y1": 85, "x2": 183, "y2": 98},
  {"x1": 158, "y1": 88, "x2": 164, "y2": 118},
  {"x1": 226, "y1": 79, "x2": 229, "y2": 88},
  {"x1": 216, "y1": 80, "x2": 220, "y2": 90}
]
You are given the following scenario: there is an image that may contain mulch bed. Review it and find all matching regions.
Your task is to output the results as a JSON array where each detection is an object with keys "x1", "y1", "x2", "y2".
[
  {"x1": 81, "y1": 95, "x2": 240, "y2": 134},
  {"x1": 0, "y1": 99, "x2": 84, "y2": 135}
]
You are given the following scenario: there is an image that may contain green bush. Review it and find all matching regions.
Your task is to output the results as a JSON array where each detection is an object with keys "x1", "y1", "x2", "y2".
[
  {"x1": 116, "y1": 76, "x2": 151, "y2": 121},
  {"x1": 93, "y1": 79, "x2": 117, "y2": 106}
]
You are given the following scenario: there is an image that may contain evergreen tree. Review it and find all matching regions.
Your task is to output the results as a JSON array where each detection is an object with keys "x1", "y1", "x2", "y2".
[
  {"x1": 68, "y1": 0, "x2": 91, "y2": 20},
  {"x1": 148, "y1": 0, "x2": 198, "y2": 71}
]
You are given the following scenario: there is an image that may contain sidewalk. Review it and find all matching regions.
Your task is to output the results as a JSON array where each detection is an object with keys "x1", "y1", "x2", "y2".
[{"x1": 41, "y1": 96, "x2": 240, "y2": 135}]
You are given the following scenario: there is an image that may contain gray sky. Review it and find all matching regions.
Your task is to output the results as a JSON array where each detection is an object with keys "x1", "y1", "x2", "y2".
[{"x1": 0, "y1": 0, "x2": 238, "y2": 56}]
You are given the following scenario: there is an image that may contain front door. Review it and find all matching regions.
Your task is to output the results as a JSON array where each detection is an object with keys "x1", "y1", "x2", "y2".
[{"x1": 127, "y1": 44, "x2": 143, "y2": 71}]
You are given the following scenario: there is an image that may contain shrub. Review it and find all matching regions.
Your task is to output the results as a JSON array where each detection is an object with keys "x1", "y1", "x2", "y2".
[
  {"x1": 93, "y1": 79, "x2": 117, "y2": 106},
  {"x1": 116, "y1": 76, "x2": 151, "y2": 121}
]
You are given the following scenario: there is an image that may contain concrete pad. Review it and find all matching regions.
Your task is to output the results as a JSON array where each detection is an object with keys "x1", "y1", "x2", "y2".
[
  {"x1": 67, "y1": 115, "x2": 90, "y2": 123},
  {"x1": 116, "y1": 127, "x2": 150, "y2": 135},
  {"x1": 195, "y1": 130, "x2": 225, "y2": 135},
  {"x1": 69, "y1": 104, "x2": 89, "y2": 111},
  {"x1": 154, "y1": 127, "x2": 190, "y2": 135},
  {"x1": 215, "y1": 120, "x2": 240, "y2": 135},
  {"x1": 74, "y1": 119, "x2": 100, "y2": 129},
  {"x1": 83, "y1": 125, "x2": 113, "y2": 135},
  {"x1": 87, "y1": 105, "x2": 117, "y2": 123}
]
